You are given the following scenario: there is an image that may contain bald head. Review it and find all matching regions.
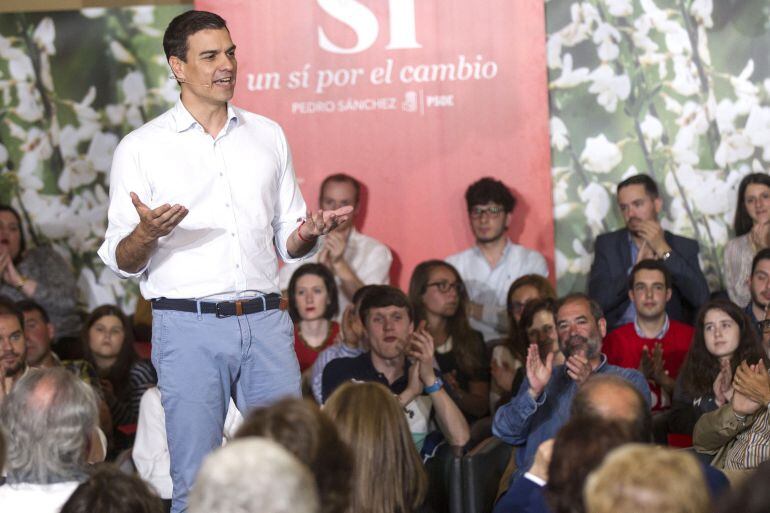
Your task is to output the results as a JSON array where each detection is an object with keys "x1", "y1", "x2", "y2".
[{"x1": 571, "y1": 375, "x2": 652, "y2": 443}]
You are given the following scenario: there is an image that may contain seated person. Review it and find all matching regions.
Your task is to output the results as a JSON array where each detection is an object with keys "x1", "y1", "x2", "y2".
[
  {"x1": 82, "y1": 305, "x2": 156, "y2": 456},
  {"x1": 132, "y1": 386, "x2": 242, "y2": 502},
  {"x1": 743, "y1": 248, "x2": 770, "y2": 353},
  {"x1": 585, "y1": 445, "x2": 710, "y2": 513},
  {"x1": 588, "y1": 174, "x2": 709, "y2": 330},
  {"x1": 447, "y1": 178, "x2": 549, "y2": 343},
  {"x1": 669, "y1": 300, "x2": 765, "y2": 435},
  {"x1": 492, "y1": 293, "x2": 649, "y2": 483},
  {"x1": 322, "y1": 285, "x2": 470, "y2": 450},
  {"x1": 0, "y1": 368, "x2": 99, "y2": 513},
  {"x1": 288, "y1": 263, "x2": 340, "y2": 374},
  {"x1": 325, "y1": 381, "x2": 429, "y2": 513},
  {"x1": 408, "y1": 259, "x2": 489, "y2": 421},
  {"x1": 603, "y1": 259, "x2": 693, "y2": 412},
  {"x1": 490, "y1": 275, "x2": 557, "y2": 409},
  {"x1": 310, "y1": 285, "x2": 375, "y2": 404},
  {"x1": 234, "y1": 398, "x2": 354, "y2": 513},
  {"x1": 60, "y1": 465, "x2": 165, "y2": 513},
  {"x1": 693, "y1": 357, "x2": 770, "y2": 477},
  {"x1": 279, "y1": 173, "x2": 392, "y2": 315},
  {"x1": 0, "y1": 297, "x2": 29, "y2": 396}
]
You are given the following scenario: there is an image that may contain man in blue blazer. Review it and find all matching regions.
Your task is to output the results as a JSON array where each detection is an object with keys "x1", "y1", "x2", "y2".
[{"x1": 589, "y1": 174, "x2": 709, "y2": 330}]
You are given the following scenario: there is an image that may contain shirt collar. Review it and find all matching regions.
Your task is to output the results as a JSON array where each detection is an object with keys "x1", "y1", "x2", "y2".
[
  {"x1": 633, "y1": 314, "x2": 670, "y2": 339},
  {"x1": 171, "y1": 99, "x2": 240, "y2": 133}
]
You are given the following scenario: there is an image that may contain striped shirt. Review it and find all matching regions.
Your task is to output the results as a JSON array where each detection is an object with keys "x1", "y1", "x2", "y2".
[{"x1": 724, "y1": 407, "x2": 770, "y2": 470}]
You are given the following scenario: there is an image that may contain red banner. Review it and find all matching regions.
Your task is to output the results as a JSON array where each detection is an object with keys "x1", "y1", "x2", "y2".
[{"x1": 195, "y1": 0, "x2": 554, "y2": 287}]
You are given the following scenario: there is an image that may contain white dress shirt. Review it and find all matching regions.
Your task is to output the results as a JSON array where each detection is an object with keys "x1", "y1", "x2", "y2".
[
  {"x1": 132, "y1": 387, "x2": 243, "y2": 499},
  {"x1": 446, "y1": 239, "x2": 548, "y2": 342},
  {"x1": 0, "y1": 482, "x2": 80, "y2": 513},
  {"x1": 279, "y1": 228, "x2": 392, "y2": 314},
  {"x1": 98, "y1": 100, "x2": 314, "y2": 299}
]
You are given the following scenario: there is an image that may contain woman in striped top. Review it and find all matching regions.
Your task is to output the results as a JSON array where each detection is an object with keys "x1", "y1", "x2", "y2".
[{"x1": 83, "y1": 304, "x2": 156, "y2": 457}]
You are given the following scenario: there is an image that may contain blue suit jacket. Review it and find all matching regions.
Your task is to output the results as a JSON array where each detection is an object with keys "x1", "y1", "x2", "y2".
[{"x1": 588, "y1": 228, "x2": 709, "y2": 330}]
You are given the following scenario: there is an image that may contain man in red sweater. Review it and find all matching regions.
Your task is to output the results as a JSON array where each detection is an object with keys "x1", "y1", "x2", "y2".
[{"x1": 603, "y1": 259, "x2": 693, "y2": 412}]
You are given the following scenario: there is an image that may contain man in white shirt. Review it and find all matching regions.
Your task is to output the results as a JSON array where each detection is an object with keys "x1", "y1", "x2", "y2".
[
  {"x1": 280, "y1": 173, "x2": 392, "y2": 314},
  {"x1": 447, "y1": 177, "x2": 548, "y2": 343},
  {"x1": 97, "y1": 11, "x2": 350, "y2": 513}
]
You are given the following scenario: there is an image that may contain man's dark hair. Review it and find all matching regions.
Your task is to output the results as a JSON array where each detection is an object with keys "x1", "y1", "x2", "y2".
[
  {"x1": 617, "y1": 174, "x2": 659, "y2": 199},
  {"x1": 465, "y1": 177, "x2": 516, "y2": 212},
  {"x1": 15, "y1": 299, "x2": 50, "y2": 324},
  {"x1": 60, "y1": 464, "x2": 164, "y2": 513},
  {"x1": 235, "y1": 398, "x2": 353, "y2": 513},
  {"x1": 320, "y1": 173, "x2": 361, "y2": 206},
  {"x1": 752, "y1": 247, "x2": 770, "y2": 275},
  {"x1": 163, "y1": 10, "x2": 227, "y2": 61},
  {"x1": 570, "y1": 374, "x2": 653, "y2": 443},
  {"x1": 358, "y1": 285, "x2": 413, "y2": 324},
  {"x1": 544, "y1": 417, "x2": 637, "y2": 513},
  {"x1": 0, "y1": 295, "x2": 24, "y2": 328},
  {"x1": 628, "y1": 259, "x2": 672, "y2": 291},
  {"x1": 556, "y1": 292, "x2": 604, "y2": 325}
]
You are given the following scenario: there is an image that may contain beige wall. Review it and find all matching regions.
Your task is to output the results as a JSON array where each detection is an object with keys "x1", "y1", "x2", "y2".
[{"x1": 0, "y1": 0, "x2": 188, "y2": 14}]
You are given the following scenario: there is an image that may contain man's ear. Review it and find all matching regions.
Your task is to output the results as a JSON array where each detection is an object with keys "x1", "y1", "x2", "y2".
[
  {"x1": 598, "y1": 317, "x2": 607, "y2": 338},
  {"x1": 47, "y1": 322, "x2": 55, "y2": 342},
  {"x1": 653, "y1": 197, "x2": 663, "y2": 215},
  {"x1": 665, "y1": 288, "x2": 672, "y2": 302},
  {"x1": 169, "y1": 56, "x2": 185, "y2": 81}
]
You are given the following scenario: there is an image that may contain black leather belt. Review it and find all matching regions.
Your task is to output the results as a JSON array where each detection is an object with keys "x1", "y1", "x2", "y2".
[{"x1": 152, "y1": 294, "x2": 287, "y2": 318}]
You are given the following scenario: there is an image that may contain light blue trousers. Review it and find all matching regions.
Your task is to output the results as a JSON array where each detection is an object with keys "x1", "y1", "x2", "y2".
[{"x1": 151, "y1": 307, "x2": 301, "y2": 513}]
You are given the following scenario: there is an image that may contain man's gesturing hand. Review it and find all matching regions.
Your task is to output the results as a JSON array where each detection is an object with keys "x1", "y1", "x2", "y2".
[
  {"x1": 527, "y1": 343, "x2": 554, "y2": 400},
  {"x1": 300, "y1": 206, "x2": 354, "y2": 239},
  {"x1": 131, "y1": 192, "x2": 188, "y2": 242}
]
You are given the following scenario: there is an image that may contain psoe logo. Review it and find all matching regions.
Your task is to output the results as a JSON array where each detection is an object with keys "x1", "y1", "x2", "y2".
[
  {"x1": 402, "y1": 91, "x2": 418, "y2": 112},
  {"x1": 318, "y1": 0, "x2": 421, "y2": 54}
]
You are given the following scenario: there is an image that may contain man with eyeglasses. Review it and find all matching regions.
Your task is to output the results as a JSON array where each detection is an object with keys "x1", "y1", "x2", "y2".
[
  {"x1": 602, "y1": 259, "x2": 693, "y2": 415},
  {"x1": 745, "y1": 248, "x2": 770, "y2": 356},
  {"x1": 589, "y1": 174, "x2": 709, "y2": 331},
  {"x1": 446, "y1": 177, "x2": 548, "y2": 343}
]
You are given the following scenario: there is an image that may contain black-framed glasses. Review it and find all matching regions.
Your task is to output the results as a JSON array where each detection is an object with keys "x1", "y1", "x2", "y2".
[
  {"x1": 426, "y1": 281, "x2": 464, "y2": 294},
  {"x1": 469, "y1": 206, "x2": 505, "y2": 219},
  {"x1": 757, "y1": 320, "x2": 770, "y2": 333}
]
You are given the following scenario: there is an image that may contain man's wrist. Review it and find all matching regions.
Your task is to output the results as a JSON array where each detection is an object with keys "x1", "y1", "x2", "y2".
[{"x1": 297, "y1": 220, "x2": 319, "y2": 243}]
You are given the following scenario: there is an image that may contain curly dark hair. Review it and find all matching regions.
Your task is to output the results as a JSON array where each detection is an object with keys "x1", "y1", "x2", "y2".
[
  {"x1": 734, "y1": 173, "x2": 770, "y2": 236},
  {"x1": 408, "y1": 260, "x2": 485, "y2": 380},
  {"x1": 678, "y1": 299, "x2": 768, "y2": 399},
  {"x1": 235, "y1": 398, "x2": 353, "y2": 513}
]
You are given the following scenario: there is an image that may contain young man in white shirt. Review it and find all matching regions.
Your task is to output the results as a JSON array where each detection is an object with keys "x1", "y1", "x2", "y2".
[{"x1": 447, "y1": 177, "x2": 548, "y2": 343}]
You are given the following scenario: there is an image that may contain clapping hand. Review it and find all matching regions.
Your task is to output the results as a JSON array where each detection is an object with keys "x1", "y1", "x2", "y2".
[
  {"x1": 713, "y1": 359, "x2": 734, "y2": 407},
  {"x1": 526, "y1": 343, "x2": 554, "y2": 399},
  {"x1": 565, "y1": 348, "x2": 592, "y2": 385},
  {"x1": 733, "y1": 360, "x2": 770, "y2": 406}
]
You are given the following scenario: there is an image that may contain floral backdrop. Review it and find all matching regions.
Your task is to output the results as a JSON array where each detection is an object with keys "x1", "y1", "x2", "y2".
[
  {"x1": 2, "y1": 1, "x2": 769, "y2": 310},
  {"x1": 0, "y1": 5, "x2": 188, "y2": 311},
  {"x1": 547, "y1": 0, "x2": 770, "y2": 294}
]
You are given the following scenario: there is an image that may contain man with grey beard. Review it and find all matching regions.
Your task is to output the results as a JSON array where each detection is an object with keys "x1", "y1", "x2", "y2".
[{"x1": 492, "y1": 293, "x2": 650, "y2": 482}]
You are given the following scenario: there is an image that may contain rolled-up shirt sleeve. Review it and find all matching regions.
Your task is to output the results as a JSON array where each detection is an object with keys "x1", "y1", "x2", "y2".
[
  {"x1": 270, "y1": 125, "x2": 318, "y2": 263},
  {"x1": 98, "y1": 133, "x2": 151, "y2": 279}
]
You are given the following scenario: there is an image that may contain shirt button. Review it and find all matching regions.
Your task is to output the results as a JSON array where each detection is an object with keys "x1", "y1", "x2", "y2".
[
  {"x1": 219, "y1": 172, "x2": 223, "y2": 177},
  {"x1": 231, "y1": 232, "x2": 235, "y2": 237},
  {"x1": 236, "y1": 264, "x2": 240, "y2": 268},
  {"x1": 225, "y1": 203, "x2": 230, "y2": 208}
]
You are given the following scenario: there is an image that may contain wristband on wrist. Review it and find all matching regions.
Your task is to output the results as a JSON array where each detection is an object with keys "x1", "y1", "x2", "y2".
[
  {"x1": 296, "y1": 220, "x2": 317, "y2": 243},
  {"x1": 423, "y1": 376, "x2": 443, "y2": 395},
  {"x1": 15, "y1": 275, "x2": 27, "y2": 290}
]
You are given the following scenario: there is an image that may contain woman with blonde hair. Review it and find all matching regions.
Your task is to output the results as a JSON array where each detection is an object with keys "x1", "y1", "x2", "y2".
[{"x1": 324, "y1": 381, "x2": 428, "y2": 513}]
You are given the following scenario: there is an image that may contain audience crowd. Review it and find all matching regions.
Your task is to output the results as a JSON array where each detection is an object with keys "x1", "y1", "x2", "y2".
[{"x1": 3, "y1": 172, "x2": 770, "y2": 513}]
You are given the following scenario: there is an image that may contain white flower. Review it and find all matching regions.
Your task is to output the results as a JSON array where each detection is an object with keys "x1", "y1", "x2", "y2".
[
  {"x1": 554, "y1": 202, "x2": 576, "y2": 220},
  {"x1": 59, "y1": 124, "x2": 80, "y2": 160},
  {"x1": 110, "y1": 41, "x2": 136, "y2": 65},
  {"x1": 580, "y1": 134, "x2": 622, "y2": 174},
  {"x1": 690, "y1": 0, "x2": 713, "y2": 28},
  {"x1": 58, "y1": 158, "x2": 95, "y2": 192},
  {"x1": 569, "y1": 239, "x2": 593, "y2": 274},
  {"x1": 579, "y1": 182, "x2": 611, "y2": 230},
  {"x1": 9, "y1": 54, "x2": 34, "y2": 81},
  {"x1": 547, "y1": 33, "x2": 563, "y2": 69},
  {"x1": 662, "y1": 94, "x2": 682, "y2": 115},
  {"x1": 33, "y1": 17, "x2": 56, "y2": 55},
  {"x1": 550, "y1": 53, "x2": 590, "y2": 89},
  {"x1": 19, "y1": 190, "x2": 70, "y2": 239},
  {"x1": 155, "y1": 77, "x2": 181, "y2": 104},
  {"x1": 126, "y1": 105, "x2": 144, "y2": 128},
  {"x1": 556, "y1": 249, "x2": 570, "y2": 277},
  {"x1": 86, "y1": 132, "x2": 118, "y2": 173},
  {"x1": 678, "y1": 102, "x2": 709, "y2": 136},
  {"x1": 0, "y1": 144, "x2": 7, "y2": 166},
  {"x1": 640, "y1": 114, "x2": 663, "y2": 147},
  {"x1": 121, "y1": 71, "x2": 147, "y2": 106},
  {"x1": 696, "y1": 26, "x2": 711, "y2": 66},
  {"x1": 640, "y1": 0, "x2": 668, "y2": 29},
  {"x1": 81, "y1": 8, "x2": 107, "y2": 18},
  {"x1": 593, "y1": 22, "x2": 621, "y2": 61},
  {"x1": 671, "y1": 125, "x2": 699, "y2": 166},
  {"x1": 669, "y1": 165, "x2": 730, "y2": 216},
  {"x1": 745, "y1": 105, "x2": 770, "y2": 161},
  {"x1": 105, "y1": 104, "x2": 126, "y2": 126},
  {"x1": 664, "y1": 24, "x2": 691, "y2": 56},
  {"x1": 716, "y1": 99, "x2": 739, "y2": 134},
  {"x1": 550, "y1": 116, "x2": 569, "y2": 151},
  {"x1": 39, "y1": 53, "x2": 54, "y2": 91},
  {"x1": 587, "y1": 64, "x2": 630, "y2": 113},
  {"x1": 14, "y1": 83, "x2": 44, "y2": 122},
  {"x1": 604, "y1": 0, "x2": 633, "y2": 17},
  {"x1": 669, "y1": 56, "x2": 700, "y2": 97},
  {"x1": 131, "y1": 6, "x2": 155, "y2": 26},
  {"x1": 557, "y1": 2, "x2": 600, "y2": 47},
  {"x1": 715, "y1": 132, "x2": 754, "y2": 168}
]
